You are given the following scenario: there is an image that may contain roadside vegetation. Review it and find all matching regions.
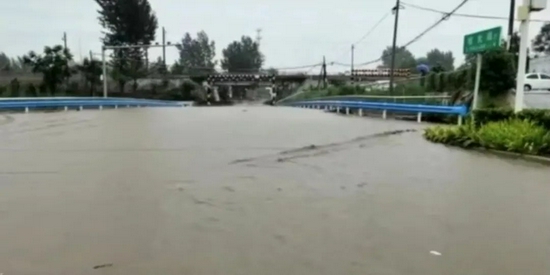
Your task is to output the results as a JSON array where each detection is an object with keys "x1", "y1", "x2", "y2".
[{"x1": 424, "y1": 109, "x2": 550, "y2": 156}]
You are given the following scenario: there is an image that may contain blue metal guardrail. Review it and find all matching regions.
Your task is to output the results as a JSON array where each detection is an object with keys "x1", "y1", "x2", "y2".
[
  {"x1": 0, "y1": 97, "x2": 192, "y2": 112},
  {"x1": 285, "y1": 100, "x2": 468, "y2": 125}
]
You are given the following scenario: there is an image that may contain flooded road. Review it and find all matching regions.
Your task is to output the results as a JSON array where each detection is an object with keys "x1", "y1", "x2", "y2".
[{"x1": 0, "y1": 106, "x2": 549, "y2": 275}]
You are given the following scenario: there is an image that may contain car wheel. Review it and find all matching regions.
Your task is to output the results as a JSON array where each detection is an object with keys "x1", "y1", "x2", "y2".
[{"x1": 524, "y1": 85, "x2": 532, "y2": 91}]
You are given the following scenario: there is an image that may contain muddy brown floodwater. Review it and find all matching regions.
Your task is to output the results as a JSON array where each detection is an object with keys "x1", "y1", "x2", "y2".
[{"x1": 0, "y1": 106, "x2": 549, "y2": 275}]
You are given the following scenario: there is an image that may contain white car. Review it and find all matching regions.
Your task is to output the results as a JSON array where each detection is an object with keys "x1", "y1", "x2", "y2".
[{"x1": 524, "y1": 73, "x2": 550, "y2": 91}]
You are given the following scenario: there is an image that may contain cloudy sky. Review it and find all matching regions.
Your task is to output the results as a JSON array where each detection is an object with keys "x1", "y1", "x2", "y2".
[{"x1": 1, "y1": 0, "x2": 549, "y2": 73}]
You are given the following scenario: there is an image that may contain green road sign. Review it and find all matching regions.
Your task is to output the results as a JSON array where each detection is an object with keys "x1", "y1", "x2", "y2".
[{"x1": 463, "y1": 27, "x2": 502, "y2": 54}]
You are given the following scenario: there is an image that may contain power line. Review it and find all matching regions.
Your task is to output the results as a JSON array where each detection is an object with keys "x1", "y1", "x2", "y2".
[
  {"x1": 354, "y1": 0, "x2": 472, "y2": 68},
  {"x1": 331, "y1": 10, "x2": 393, "y2": 65},
  {"x1": 401, "y1": 1, "x2": 550, "y2": 23}
]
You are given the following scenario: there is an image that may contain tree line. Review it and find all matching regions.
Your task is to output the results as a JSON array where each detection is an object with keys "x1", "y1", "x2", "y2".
[{"x1": 1, "y1": 0, "x2": 267, "y2": 96}]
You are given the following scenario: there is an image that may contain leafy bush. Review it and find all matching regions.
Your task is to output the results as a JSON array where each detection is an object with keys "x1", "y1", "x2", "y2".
[
  {"x1": 518, "y1": 109, "x2": 550, "y2": 130},
  {"x1": 473, "y1": 108, "x2": 515, "y2": 127},
  {"x1": 473, "y1": 108, "x2": 550, "y2": 130},
  {"x1": 477, "y1": 119, "x2": 550, "y2": 154},
  {"x1": 424, "y1": 123, "x2": 477, "y2": 147},
  {"x1": 424, "y1": 119, "x2": 550, "y2": 155}
]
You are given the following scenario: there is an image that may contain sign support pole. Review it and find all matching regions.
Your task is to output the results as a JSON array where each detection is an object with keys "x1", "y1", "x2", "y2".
[{"x1": 473, "y1": 54, "x2": 482, "y2": 110}]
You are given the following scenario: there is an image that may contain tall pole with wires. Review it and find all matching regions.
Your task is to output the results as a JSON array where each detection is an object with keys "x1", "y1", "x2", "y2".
[
  {"x1": 389, "y1": 0, "x2": 401, "y2": 95},
  {"x1": 351, "y1": 44, "x2": 355, "y2": 73},
  {"x1": 507, "y1": 0, "x2": 516, "y2": 50}
]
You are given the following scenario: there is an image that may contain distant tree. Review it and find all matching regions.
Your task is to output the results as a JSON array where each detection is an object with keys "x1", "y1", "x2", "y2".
[
  {"x1": 266, "y1": 67, "x2": 279, "y2": 75},
  {"x1": 149, "y1": 56, "x2": 167, "y2": 75},
  {"x1": 0, "y1": 53, "x2": 10, "y2": 71},
  {"x1": 533, "y1": 23, "x2": 550, "y2": 54},
  {"x1": 380, "y1": 46, "x2": 417, "y2": 70},
  {"x1": 221, "y1": 36, "x2": 264, "y2": 73},
  {"x1": 415, "y1": 57, "x2": 428, "y2": 66},
  {"x1": 78, "y1": 57, "x2": 102, "y2": 96},
  {"x1": 95, "y1": 0, "x2": 158, "y2": 93},
  {"x1": 426, "y1": 49, "x2": 455, "y2": 71},
  {"x1": 173, "y1": 31, "x2": 216, "y2": 75},
  {"x1": 22, "y1": 45, "x2": 73, "y2": 95}
]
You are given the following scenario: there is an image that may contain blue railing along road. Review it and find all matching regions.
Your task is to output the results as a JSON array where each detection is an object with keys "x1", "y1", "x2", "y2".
[
  {"x1": 285, "y1": 100, "x2": 468, "y2": 125},
  {"x1": 0, "y1": 97, "x2": 191, "y2": 112}
]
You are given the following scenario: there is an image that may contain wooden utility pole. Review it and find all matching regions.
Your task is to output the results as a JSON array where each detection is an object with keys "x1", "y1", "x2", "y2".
[
  {"x1": 62, "y1": 32, "x2": 68, "y2": 49},
  {"x1": 389, "y1": 0, "x2": 401, "y2": 95},
  {"x1": 507, "y1": 0, "x2": 516, "y2": 50},
  {"x1": 162, "y1": 27, "x2": 167, "y2": 67},
  {"x1": 322, "y1": 56, "x2": 327, "y2": 89},
  {"x1": 351, "y1": 44, "x2": 355, "y2": 73}
]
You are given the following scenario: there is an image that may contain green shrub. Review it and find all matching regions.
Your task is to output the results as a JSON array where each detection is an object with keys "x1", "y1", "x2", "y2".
[
  {"x1": 473, "y1": 108, "x2": 550, "y2": 130},
  {"x1": 425, "y1": 119, "x2": 550, "y2": 155},
  {"x1": 518, "y1": 109, "x2": 550, "y2": 130},
  {"x1": 424, "y1": 123, "x2": 477, "y2": 147},
  {"x1": 477, "y1": 119, "x2": 550, "y2": 154},
  {"x1": 473, "y1": 108, "x2": 515, "y2": 127}
]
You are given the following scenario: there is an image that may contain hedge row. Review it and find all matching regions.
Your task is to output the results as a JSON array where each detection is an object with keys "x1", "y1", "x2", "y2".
[
  {"x1": 425, "y1": 119, "x2": 550, "y2": 155},
  {"x1": 473, "y1": 108, "x2": 550, "y2": 130}
]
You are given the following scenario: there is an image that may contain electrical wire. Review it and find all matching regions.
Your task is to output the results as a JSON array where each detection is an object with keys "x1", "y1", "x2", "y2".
[
  {"x1": 354, "y1": 0, "x2": 472, "y2": 68},
  {"x1": 401, "y1": 1, "x2": 550, "y2": 23},
  {"x1": 330, "y1": 9, "x2": 393, "y2": 66}
]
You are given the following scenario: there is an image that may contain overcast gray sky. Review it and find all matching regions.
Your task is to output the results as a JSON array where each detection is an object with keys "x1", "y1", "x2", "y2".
[{"x1": 1, "y1": 0, "x2": 549, "y2": 73}]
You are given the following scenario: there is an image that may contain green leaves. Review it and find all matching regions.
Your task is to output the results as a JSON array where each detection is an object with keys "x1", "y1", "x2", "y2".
[
  {"x1": 22, "y1": 45, "x2": 73, "y2": 95},
  {"x1": 174, "y1": 31, "x2": 217, "y2": 75},
  {"x1": 221, "y1": 36, "x2": 264, "y2": 73},
  {"x1": 477, "y1": 119, "x2": 550, "y2": 155},
  {"x1": 425, "y1": 114, "x2": 550, "y2": 156}
]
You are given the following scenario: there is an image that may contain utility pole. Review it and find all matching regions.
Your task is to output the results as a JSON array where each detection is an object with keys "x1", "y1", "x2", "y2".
[
  {"x1": 351, "y1": 44, "x2": 355, "y2": 73},
  {"x1": 507, "y1": 0, "x2": 516, "y2": 50},
  {"x1": 389, "y1": 0, "x2": 401, "y2": 95},
  {"x1": 322, "y1": 56, "x2": 327, "y2": 89},
  {"x1": 62, "y1": 32, "x2": 68, "y2": 49},
  {"x1": 89, "y1": 50, "x2": 93, "y2": 61},
  {"x1": 162, "y1": 27, "x2": 167, "y2": 68}
]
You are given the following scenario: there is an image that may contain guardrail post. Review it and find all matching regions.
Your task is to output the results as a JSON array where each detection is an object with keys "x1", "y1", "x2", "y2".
[
  {"x1": 345, "y1": 107, "x2": 350, "y2": 115},
  {"x1": 382, "y1": 110, "x2": 387, "y2": 120},
  {"x1": 358, "y1": 109, "x2": 363, "y2": 117},
  {"x1": 64, "y1": 106, "x2": 68, "y2": 112},
  {"x1": 99, "y1": 105, "x2": 103, "y2": 110},
  {"x1": 324, "y1": 105, "x2": 328, "y2": 111},
  {"x1": 417, "y1": 112, "x2": 422, "y2": 123},
  {"x1": 115, "y1": 105, "x2": 118, "y2": 109},
  {"x1": 336, "y1": 107, "x2": 340, "y2": 113},
  {"x1": 127, "y1": 105, "x2": 130, "y2": 108},
  {"x1": 458, "y1": 115, "x2": 463, "y2": 126},
  {"x1": 24, "y1": 107, "x2": 29, "y2": 113},
  {"x1": 79, "y1": 106, "x2": 83, "y2": 111}
]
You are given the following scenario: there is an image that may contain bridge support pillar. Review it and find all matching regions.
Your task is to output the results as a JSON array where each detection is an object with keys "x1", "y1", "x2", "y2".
[
  {"x1": 382, "y1": 110, "x2": 387, "y2": 120},
  {"x1": 358, "y1": 109, "x2": 363, "y2": 117},
  {"x1": 417, "y1": 112, "x2": 422, "y2": 123},
  {"x1": 458, "y1": 115, "x2": 463, "y2": 126},
  {"x1": 345, "y1": 108, "x2": 350, "y2": 115},
  {"x1": 24, "y1": 107, "x2": 29, "y2": 113}
]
